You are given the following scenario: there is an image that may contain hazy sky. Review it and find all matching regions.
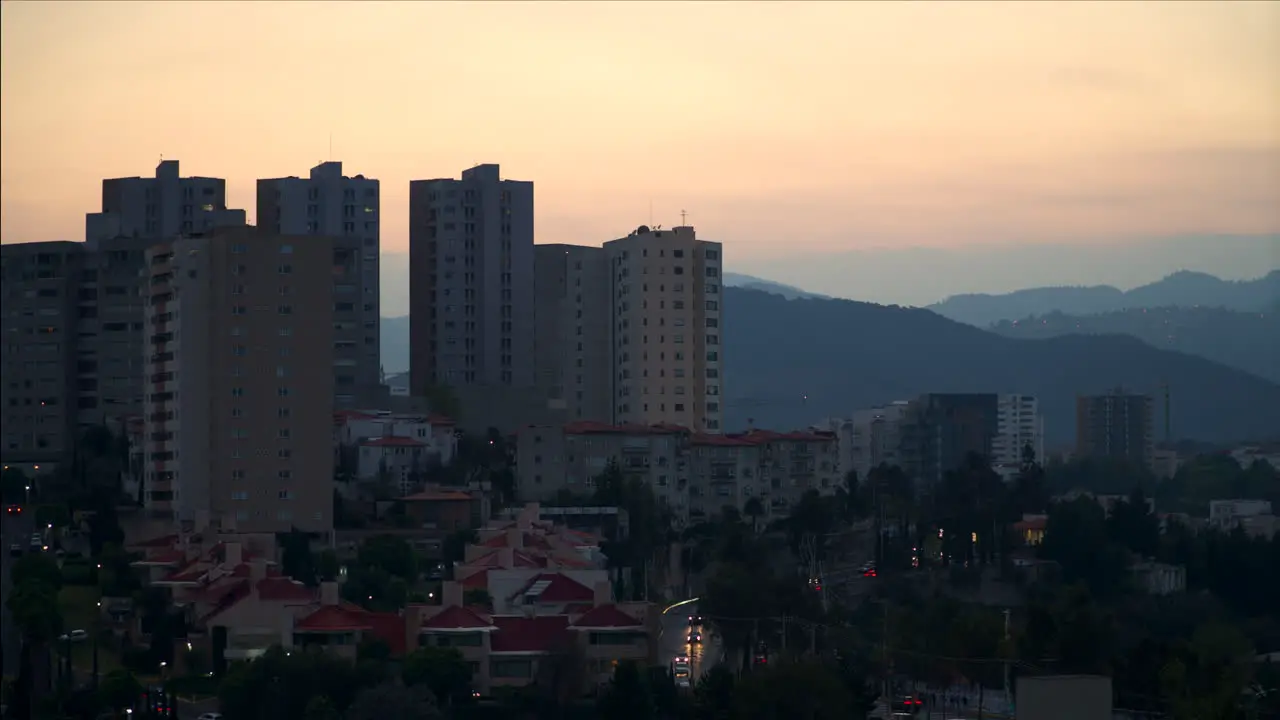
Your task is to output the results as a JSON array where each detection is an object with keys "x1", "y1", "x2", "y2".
[{"x1": 3, "y1": 1, "x2": 1278, "y2": 307}]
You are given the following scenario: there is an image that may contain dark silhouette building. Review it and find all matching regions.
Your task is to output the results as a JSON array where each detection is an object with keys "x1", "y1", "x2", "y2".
[
  {"x1": 1075, "y1": 389, "x2": 1155, "y2": 468},
  {"x1": 897, "y1": 393, "x2": 999, "y2": 493}
]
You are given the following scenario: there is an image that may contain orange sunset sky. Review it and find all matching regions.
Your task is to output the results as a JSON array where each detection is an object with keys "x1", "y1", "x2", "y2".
[{"x1": 2, "y1": 1, "x2": 1277, "y2": 302}]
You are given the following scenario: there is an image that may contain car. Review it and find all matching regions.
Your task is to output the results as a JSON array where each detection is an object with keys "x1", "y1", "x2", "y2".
[
  {"x1": 687, "y1": 615, "x2": 704, "y2": 628},
  {"x1": 674, "y1": 670, "x2": 691, "y2": 688},
  {"x1": 30, "y1": 533, "x2": 43, "y2": 548},
  {"x1": 687, "y1": 630, "x2": 702, "y2": 644},
  {"x1": 891, "y1": 696, "x2": 925, "y2": 713},
  {"x1": 57, "y1": 629, "x2": 88, "y2": 643},
  {"x1": 9, "y1": 543, "x2": 21, "y2": 557},
  {"x1": 4, "y1": 505, "x2": 21, "y2": 515}
]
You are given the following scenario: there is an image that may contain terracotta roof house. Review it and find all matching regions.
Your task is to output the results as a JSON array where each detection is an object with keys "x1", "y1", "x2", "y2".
[{"x1": 407, "y1": 580, "x2": 655, "y2": 695}]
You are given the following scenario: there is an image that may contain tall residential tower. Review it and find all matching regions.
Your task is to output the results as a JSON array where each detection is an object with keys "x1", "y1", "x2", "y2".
[
  {"x1": 603, "y1": 225, "x2": 723, "y2": 432},
  {"x1": 257, "y1": 162, "x2": 381, "y2": 408},
  {"x1": 408, "y1": 164, "x2": 535, "y2": 393},
  {"x1": 142, "y1": 227, "x2": 334, "y2": 533}
]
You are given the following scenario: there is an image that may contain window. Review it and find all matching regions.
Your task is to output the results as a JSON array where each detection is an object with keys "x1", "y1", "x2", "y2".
[
  {"x1": 232, "y1": 345, "x2": 247, "y2": 357},
  {"x1": 278, "y1": 264, "x2": 292, "y2": 275},
  {"x1": 280, "y1": 244, "x2": 294, "y2": 254},
  {"x1": 278, "y1": 428, "x2": 291, "y2": 440},
  {"x1": 277, "y1": 305, "x2": 293, "y2": 315},
  {"x1": 706, "y1": 300, "x2": 718, "y2": 311},
  {"x1": 278, "y1": 407, "x2": 291, "y2": 418},
  {"x1": 278, "y1": 449, "x2": 292, "y2": 459},
  {"x1": 231, "y1": 387, "x2": 245, "y2": 398},
  {"x1": 231, "y1": 244, "x2": 247, "y2": 254},
  {"x1": 276, "y1": 366, "x2": 288, "y2": 378},
  {"x1": 279, "y1": 327, "x2": 292, "y2": 337},
  {"x1": 278, "y1": 489, "x2": 292, "y2": 500},
  {"x1": 231, "y1": 491, "x2": 248, "y2": 501},
  {"x1": 278, "y1": 387, "x2": 290, "y2": 397}
]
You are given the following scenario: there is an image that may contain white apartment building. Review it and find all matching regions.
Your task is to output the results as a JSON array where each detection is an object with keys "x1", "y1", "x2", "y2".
[
  {"x1": 1208, "y1": 499, "x2": 1273, "y2": 531},
  {"x1": 603, "y1": 225, "x2": 723, "y2": 433},
  {"x1": 993, "y1": 394, "x2": 1045, "y2": 480},
  {"x1": 826, "y1": 402, "x2": 912, "y2": 482},
  {"x1": 515, "y1": 423, "x2": 838, "y2": 525},
  {"x1": 257, "y1": 162, "x2": 381, "y2": 408},
  {"x1": 335, "y1": 410, "x2": 458, "y2": 467}
]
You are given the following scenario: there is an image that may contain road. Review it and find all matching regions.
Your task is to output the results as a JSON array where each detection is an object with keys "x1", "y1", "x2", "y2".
[
  {"x1": 659, "y1": 601, "x2": 721, "y2": 684},
  {"x1": 2, "y1": 509, "x2": 34, "y2": 679}
]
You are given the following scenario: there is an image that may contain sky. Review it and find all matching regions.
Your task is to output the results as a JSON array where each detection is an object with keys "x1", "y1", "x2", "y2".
[{"x1": 3, "y1": 1, "x2": 1278, "y2": 312}]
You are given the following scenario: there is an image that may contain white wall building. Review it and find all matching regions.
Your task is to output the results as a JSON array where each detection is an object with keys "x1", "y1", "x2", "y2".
[
  {"x1": 993, "y1": 394, "x2": 1045, "y2": 480},
  {"x1": 1208, "y1": 499, "x2": 1273, "y2": 531},
  {"x1": 336, "y1": 410, "x2": 458, "y2": 467}
]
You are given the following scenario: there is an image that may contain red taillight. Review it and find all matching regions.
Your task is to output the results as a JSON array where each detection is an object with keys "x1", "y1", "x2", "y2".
[{"x1": 914, "y1": 699, "x2": 923, "y2": 705}]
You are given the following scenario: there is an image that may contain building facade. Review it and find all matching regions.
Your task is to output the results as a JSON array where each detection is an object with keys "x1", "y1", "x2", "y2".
[
  {"x1": 0, "y1": 242, "x2": 84, "y2": 469},
  {"x1": 992, "y1": 394, "x2": 1045, "y2": 479},
  {"x1": 602, "y1": 225, "x2": 723, "y2": 432},
  {"x1": 897, "y1": 393, "x2": 1000, "y2": 492},
  {"x1": 532, "y1": 244, "x2": 611, "y2": 422},
  {"x1": 142, "y1": 227, "x2": 334, "y2": 534},
  {"x1": 87, "y1": 160, "x2": 243, "y2": 242},
  {"x1": 1075, "y1": 390, "x2": 1155, "y2": 468},
  {"x1": 409, "y1": 164, "x2": 535, "y2": 396},
  {"x1": 257, "y1": 162, "x2": 381, "y2": 408}
]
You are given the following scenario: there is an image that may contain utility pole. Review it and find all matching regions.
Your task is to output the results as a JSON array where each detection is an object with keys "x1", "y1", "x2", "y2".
[
  {"x1": 1003, "y1": 608, "x2": 1012, "y2": 716},
  {"x1": 881, "y1": 601, "x2": 890, "y2": 699},
  {"x1": 781, "y1": 615, "x2": 788, "y2": 656}
]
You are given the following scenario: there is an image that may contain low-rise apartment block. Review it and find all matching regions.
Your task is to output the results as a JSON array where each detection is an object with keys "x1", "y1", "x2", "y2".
[
  {"x1": 516, "y1": 423, "x2": 839, "y2": 524},
  {"x1": 1208, "y1": 499, "x2": 1274, "y2": 535},
  {"x1": 333, "y1": 409, "x2": 459, "y2": 496}
]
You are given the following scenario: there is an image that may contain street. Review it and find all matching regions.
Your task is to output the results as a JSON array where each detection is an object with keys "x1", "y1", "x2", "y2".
[
  {"x1": 1, "y1": 509, "x2": 34, "y2": 679},
  {"x1": 659, "y1": 601, "x2": 722, "y2": 684}
]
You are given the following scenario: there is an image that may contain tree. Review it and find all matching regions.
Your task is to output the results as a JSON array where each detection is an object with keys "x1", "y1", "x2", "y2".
[
  {"x1": 8, "y1": 580, "x2": 63, "y2": 644},
  {"x1": 303, "y1": 696, "x2": 341, "y2": 720},
  {"x1": 346, "y1": 682, "x2": 443, "y2": 720},
  {"x1": 733, "y1": 660, "x2": 854, "y2": 720},
  {"x1": 597, "y1": 660, "x2": 656, "y2": 720},
  {"x1": 358, "y1": 534, "x2": 418, "y2": 581},
  {"x1": 692, "y1": 665, "x2": 736, "y2": 720},
  {"x1": 218, "y1": 647, "x2": 367, "y2": 720},
  {"x1": 743, "y1": 496, "x2": 766, "y2": 533},
  {"x1": 97, "y1": 669, "x2": 142, "y2": 711},
  {"x1": 279, "y1": 529, "x2": 317, "y2": 585},
  {"x1": 11, "y1": 552, "x2": 63, "y2": 592},
  {"x1": 401, "y1": 646, "x2": 473, "y2": 706},
  {"x1": 421, "y1": 384, "x2": 462, "y2": 424},
  {"x1": 1, "y1": 466, "x2": 30, "y2": 503}
]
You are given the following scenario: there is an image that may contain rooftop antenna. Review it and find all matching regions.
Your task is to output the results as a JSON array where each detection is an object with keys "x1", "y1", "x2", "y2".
[{"x1": 680, "y1": 209, "x2": 688, "y2": 226}]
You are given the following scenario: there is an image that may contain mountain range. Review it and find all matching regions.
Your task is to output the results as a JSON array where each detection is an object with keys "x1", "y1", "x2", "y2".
[
  {"x1": 927, "y1": 270, "x2": 1280, "y2": 328},
  {"x1": 379, "y1": 284, "x2": 1280, "y2": 447}
]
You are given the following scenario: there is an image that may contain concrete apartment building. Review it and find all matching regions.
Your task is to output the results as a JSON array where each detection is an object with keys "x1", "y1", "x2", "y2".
[
  {"x1": 532, "y1": 244, "x2": 611, "y2": 422},
  {"x1": 409, "y1": 165, "x2": 539, "y2": 431},
  {"x1": 86, "y1": 159, "x2": 243, "y2": 242},
  {"x1": 515, "y1": 422, "x2": 838, "y2": 525},
  {"x1": 993, "y1": 394, "x2": 1045, "y2": 479},
  {"x1": 896, "y1": 393, "x2": 1000, "y2": 491},
  {"x1": 603, "y1": 225, "x2": 724, "y2": 432},
  {"x1": 1, "y1": 242, "x2": 84, "y2": 470},
  {"x1": 1075, "y1": 389, "x2": 1155, "y2": 468},
  {"x1": 142, "y1": 227, "x2": 334, "y2": 535},
  {"x1": 257, "y1": 162, "x2": 382, "y2": 408},
  {"x1": 2, "y1": 161, "x2": 245, "y2": 471}
]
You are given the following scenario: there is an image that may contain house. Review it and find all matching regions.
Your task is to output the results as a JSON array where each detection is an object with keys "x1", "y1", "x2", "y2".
[
  {"x1": 334, "y1": 410, "x2": 458, "y2": 496},
  {"x1": 1208, "y1": 499, "x2": 1273, "y2": 532},
  {"x1": 1012, "y1": 514, "x2": 1047, "y2": 547},
  {"x1": 406, "y1": 580, "x2": 655, "y2": 695}
]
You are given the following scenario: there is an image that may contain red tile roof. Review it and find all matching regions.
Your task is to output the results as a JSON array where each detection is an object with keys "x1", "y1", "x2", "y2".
[
  {"x1": 459, "y1": 569, "x2": 490, "y2": 589},
  {"x1": 335, "y1": 410, "x2": 378, "y2": 424},
  {"x1": 480, "y1": 532, "x2": 553, "y2": 551},
  {"x1": 691, "y1": 433, "x2": 758, "y2": 447},
  {"x1": 362, "y1": 436, "x2": 425, "y2": 448},
  {"x1": 490, "y1": 615, "x2": 572, "y2": 653},
  {"x1": 515, "y1": 573, "x2": 594, "y2": 603},
  {"x1": 296, "y1": 604, "x2": 375, "y2": 631},
  {"x1": 421, "y1": 605, "x2": 493, "y2": 630},
  {"x1": 571, "y1": 604, "x2": 643, "y2": 629},
  {"x1": 295, "y1": 604, "x2": 406, "y2": 654}
]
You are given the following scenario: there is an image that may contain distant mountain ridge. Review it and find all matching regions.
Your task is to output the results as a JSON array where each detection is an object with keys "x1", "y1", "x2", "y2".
[
  {"x1": 989, "y1": 306, "x2": 1280, "y2": 384},
  {"x1": 928, "y1": 270, "x2": 1280, "y2": 327},
  {"x1": 723, "y1": 272, "x2": 828, "y2": 300},
  {"x1": 380, "y1": 287, "x2": 1280, "y2": 445}
]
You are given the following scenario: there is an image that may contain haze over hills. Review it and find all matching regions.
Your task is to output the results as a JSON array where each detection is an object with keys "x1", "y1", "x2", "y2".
[
  {"x1": 990, "y1": 307, "x2": 1280, "y2": 384},
  {"x1": 381, "y1": 287, "x2": 1280, "y2": 446},
  {"x1": 927, "y1": 270, "x2": 1280, "y2": 328},
  {"x1": 722, "y1": 273, "x2": 828, "y2": 300}
]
